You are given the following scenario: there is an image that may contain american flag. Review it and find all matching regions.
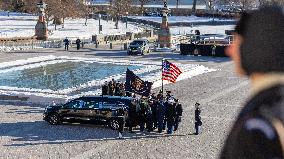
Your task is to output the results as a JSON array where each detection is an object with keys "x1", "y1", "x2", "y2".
[{"x1": 162, "y1": 60, "x2": 182, "y2": 83}]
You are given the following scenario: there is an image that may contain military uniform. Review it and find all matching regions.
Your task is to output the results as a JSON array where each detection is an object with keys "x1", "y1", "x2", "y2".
[
  {"x1": 174, "y1": 102, "x2": 183, "y2": 131},
  {"x1": 166, "y1": 100, "x2": 176, "y2": 134},
  {"x1": 157, "y1": 101, "x2": 166, "y2": 133},
  {"x1": 194, "y1": 104, "x2": 202, "y2": 135},
  {"x1": 102, "y1": 82, "x2": 109, "y2": 95}
]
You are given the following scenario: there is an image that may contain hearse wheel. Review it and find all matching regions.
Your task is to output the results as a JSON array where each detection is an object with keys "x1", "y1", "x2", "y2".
[
  {"x1": 48, "y1": 114, "x2": 61, "y2": 125},
  {"x1": 109, "y1": 119, "x2": 120, "y2": 130},
  {"x1": 193, "y1": 48, "x2": 200, "y2": 56}
]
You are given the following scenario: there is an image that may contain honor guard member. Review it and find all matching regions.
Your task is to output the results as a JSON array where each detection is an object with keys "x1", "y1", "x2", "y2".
[
  {"x1": 128, "y1": 101, "x2": 137, "y2": 133},
  {"x1": 138, "y1": 101, "x2": 148, "y2": 132},
  {"x1": 166, "y1": 98, "x2": 176, "y2": 134},
  {"x1": 194, "y1": 102, "x2": 202, "y2": 135},
  {"x1": 165, "y1": 91, "x2": 173, "y2": 101},
  {"x1": 117, "y1": 107, "x2": 126, "y2": 139},
  {"x1": 146, "y1": 103, "x2": 154, "y2": 132},
  {"x1": 108, "y1": 80, "x2": 115, "y2": 96},
  {"x1": 157, "y1": 90, "x2": 163, "y2": 100},
  {"x1": 221, "y1": 5, "x2": 284, "y2": 159},
  {"x1": 102, "y1": 81, "x2": 109, "y2": 95},
  {"x1": 150, "y1": 96, "x2": 158, "y2": 129},
  {"x1": 174, "y1": 99, "x2": 183, "y2": 131},
  {"x1": 157, "y1": 96, "x2": 166, "y2": 133}
]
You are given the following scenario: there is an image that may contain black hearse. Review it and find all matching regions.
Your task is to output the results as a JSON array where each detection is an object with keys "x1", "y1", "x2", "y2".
[{"x1": 43, "y1": 96, "x2": 138, "y2": 130}]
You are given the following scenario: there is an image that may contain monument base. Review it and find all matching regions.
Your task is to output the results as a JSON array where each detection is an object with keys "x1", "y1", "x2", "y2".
[
  {"x1": 158, "y1": 29, "x2": 172, "y2": 48},
  {"x1": 35, "y1": 21, "x2": 48, "y2": 41}
]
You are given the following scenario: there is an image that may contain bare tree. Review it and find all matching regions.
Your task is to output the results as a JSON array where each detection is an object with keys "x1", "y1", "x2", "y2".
[
  {"x1": 176, "y1": 0, "x2": 179, "y2": 8},
  {"x1": 110, "y1": 0, "x2": 132, "y2": 29},
  {"x1": 192, "y1": 0, "x2": 197, "y2": 14},
  {"x1": 132, "y1": 0, "x2": 161, "y2": 15}
]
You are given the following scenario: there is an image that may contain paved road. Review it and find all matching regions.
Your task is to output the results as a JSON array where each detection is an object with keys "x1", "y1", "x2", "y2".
[{"x1": 0, "y1": 47, "x2": 249, "y2": 159}]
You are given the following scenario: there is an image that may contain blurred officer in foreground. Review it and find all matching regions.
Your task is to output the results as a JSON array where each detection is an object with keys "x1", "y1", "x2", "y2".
[{"x1": 221, "y1": 5, "x2": 284, "y2": 159}]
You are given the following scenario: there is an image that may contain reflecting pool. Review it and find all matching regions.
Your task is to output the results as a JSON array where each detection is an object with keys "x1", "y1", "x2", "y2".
[{"x1": 0, "y1": 60, "x2": 142, "y2": 91}]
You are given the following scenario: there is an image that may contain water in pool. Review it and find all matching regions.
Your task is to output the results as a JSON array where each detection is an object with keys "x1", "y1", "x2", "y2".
[{"x1": 0, "y1": 61, "x2": 142, "y2": 91}]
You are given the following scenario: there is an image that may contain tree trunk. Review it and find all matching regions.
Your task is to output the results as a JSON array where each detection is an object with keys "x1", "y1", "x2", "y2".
[
  {"x1": 115, "y1": 16, "x2": 119, "y2": 29},
  {"x1": 176, "y1": 0, "x2": 179, "y2": 8},
  {"x1": 192, "y1": 0, "x2": 197, "y2": 15},
  {"x1": 85, "y1": 16, "x2": 88, "y2": 26},
  {"x1": 140, "y1": 3, "x2": 144, "y2": 16},
  {"x1": 62, "y1": 17, "x2": 65, "y2": 28}
]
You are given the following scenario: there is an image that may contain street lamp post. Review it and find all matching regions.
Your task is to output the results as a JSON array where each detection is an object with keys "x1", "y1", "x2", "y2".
[
  {"x1": 98, "y1": 14, "x2": 102, "y2": 34},
  {"x1": 125, "y1": 12, "x2": 128, "y2": 29}
]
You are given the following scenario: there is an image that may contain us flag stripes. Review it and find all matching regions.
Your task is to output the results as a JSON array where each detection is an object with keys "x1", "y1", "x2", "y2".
[{"x1": 162, "y1": 60, "x2": 182, "y2": 83}]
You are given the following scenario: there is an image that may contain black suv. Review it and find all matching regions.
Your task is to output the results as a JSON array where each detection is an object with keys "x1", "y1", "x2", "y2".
[{"x1": 43, "y1": 96, "x2": 137, "y2": 130}]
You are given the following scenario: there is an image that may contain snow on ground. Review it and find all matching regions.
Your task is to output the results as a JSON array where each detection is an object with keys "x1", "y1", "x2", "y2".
[
  {"x1": 0, "y1": 11, "x2": 235, "y2": 40},
  {"x1": 0, "y1": 11, "x2": 143, "y2": 39},
  {"x1": 170, "y1": 25, "x2": 235, "y2": 35},
  {"x1": 133, "y1": 4, "x2": 206, "y2": 9},
  {"x1": 128, "y1": 15, "x2": 236, "y2": 23}
]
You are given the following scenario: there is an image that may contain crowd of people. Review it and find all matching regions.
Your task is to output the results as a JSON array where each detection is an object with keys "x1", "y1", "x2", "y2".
[
  {"x1": 101, "y1": 79, "x2": 127, "y2": 96},
  {"x1": 100, "y1": 79, "x2": 203, "y2": 137},
  {"x1": 119, "y1": 91, "x2": 183, "y2": 136}
]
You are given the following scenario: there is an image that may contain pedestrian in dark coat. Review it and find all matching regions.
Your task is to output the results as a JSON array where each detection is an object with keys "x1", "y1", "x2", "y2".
[
  {"x1": 75, "y1": 38, "x2": 81, "y2": 50},
  {"x1": 63, "y1": 37, "x2": 69, "y2": 50},
  {"x1": 174, "y1": 99, "x2": 183, "y2": 131},
  {"x1": 194, "y1": 102, "x2": 202, "y2": 135},
  {"x1": 220, "y1": 5, "x2": 284, "y2": 159}
]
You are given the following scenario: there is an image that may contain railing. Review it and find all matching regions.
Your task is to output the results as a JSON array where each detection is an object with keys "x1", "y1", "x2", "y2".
[
  {"x1": 177, "y1": 34, "x2": 234, "y2": 45},
  {"x1": 0, "y1": 38, "x2": 92, "y2": 53}
]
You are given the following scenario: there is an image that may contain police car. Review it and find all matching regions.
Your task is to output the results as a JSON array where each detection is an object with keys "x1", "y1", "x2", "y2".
[{"x1": 43, "y1": 96, "x2": 137, "y2": 130}]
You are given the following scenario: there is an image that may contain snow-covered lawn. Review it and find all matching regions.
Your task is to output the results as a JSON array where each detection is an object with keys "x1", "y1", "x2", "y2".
[
  {"x1": 0, "y1": 11, "x2": 235, "y2": 40},
  {"x1": 129, "y1": 15, "x2": 236, "y2": 23},
  {"x1": 0, "y1": 11, "x2": 143, "y2": 40},
  {"x1": 170, "y1": 25, "x2": 235, "y2": 35}
]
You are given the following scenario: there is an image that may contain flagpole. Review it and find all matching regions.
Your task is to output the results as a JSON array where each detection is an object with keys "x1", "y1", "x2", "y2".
[{"x1": 162, "y1": 58, "x2": 164, "y2": 99}]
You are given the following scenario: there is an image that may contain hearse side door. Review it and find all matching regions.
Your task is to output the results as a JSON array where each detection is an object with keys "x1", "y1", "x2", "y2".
[
  {"x1": 61, "y1": 100, "x2": 85, "y2": 119},
  {"x1": 99, "y1": 100, "x2": 117, "y2": 119},
  {"x1": 83, "y1": 100, "x2": 102, "y2": 120}
]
